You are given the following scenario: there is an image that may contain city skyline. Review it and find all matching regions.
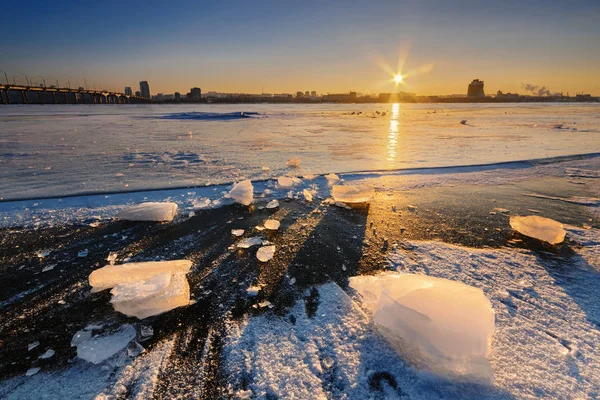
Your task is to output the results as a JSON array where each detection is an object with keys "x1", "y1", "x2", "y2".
[{"x1": 2, "y1": 0, "x2": 600, "y2": 96}]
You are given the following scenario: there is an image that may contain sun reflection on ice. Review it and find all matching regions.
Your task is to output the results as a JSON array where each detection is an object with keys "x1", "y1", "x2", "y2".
[{"x1": 387, "y1": 103, "x2": 400, "y2": 164}]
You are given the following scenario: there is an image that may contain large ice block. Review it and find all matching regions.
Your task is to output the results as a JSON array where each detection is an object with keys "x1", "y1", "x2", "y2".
[
  {"x1": 116, "y1": 202, "x2": 178, "y2": 222},
  {"x1": 331, "y1": 185, "x2": 374, "y2": 203},
  {"x1": 509, "y1": 215, "x2": 565, "y2": 244},
  {"x1": 350, "y1": 273, "x2": 495, "y2": 384},
  {"x1": 111, "y1": 273, "x2": 190, "y2": 319},
  {"x1": 89, "y1": 260, "x2": 192, "y2": 292},
  {"x1": 229, "y1": 179, "x2": 254, "y2": 205}
]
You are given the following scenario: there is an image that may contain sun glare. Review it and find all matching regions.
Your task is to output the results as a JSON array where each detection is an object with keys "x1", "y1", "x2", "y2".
[{"x1": 393, "y1": 74, "x2": 403, "y2": 84}]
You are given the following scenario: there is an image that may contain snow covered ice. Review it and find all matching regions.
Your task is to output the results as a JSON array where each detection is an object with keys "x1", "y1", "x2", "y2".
[
  {"x1": 116, "y1": 202, "x2": 178, "y2": 222},
  {"x1": 229, "y1": 179, "x2": 254, "y2": 206},
  {"x1": 509, "y1": 215, "x2": 566, "y2": 244},
  {"x1": 73, "y1": 324, "x2": 136, "y2": 364},
  {"x1": 231, "y1": 229, "x2": 245, "y2": 237},
  {"x1": 331, "y1": 184, "x2": 374, "y2": 203},
  {"x1": 350, "y1": 273, "x2": 495, "y2": 384}
]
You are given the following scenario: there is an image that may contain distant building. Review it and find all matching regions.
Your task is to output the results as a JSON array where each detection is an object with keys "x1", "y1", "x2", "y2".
[
  {"x1": 135, "y1": 91, "x2": 141, "y2": 97},
  {"x1": 190, "y1": 87, "x2": 202, "y2": 100},
  {"x1": 379, "y1": 91, "x2": 417, "y2": 102},
  {"x1": 311, "y1": 91, "x2": 317, "y2": 97},
  {"x1": 305, "y1": 91, "x2": 310, "y2": 97},
  {"x1": 174, "y1": 92, "x2": 181, "y2": 101},
  {"x1": 495, "y1": 90, "x2": 518, "y2": 100},
  {"x1": 296, "y1": 91, "x2": 304, "y2": 98},
  {"x1": 467, "y1": 79, "x2": 485, "y2": 97},
  {"x1": 139, "y1": 81, "x2": 151, "y2": 99},
  {"x1": 322, "y1": 92, "x2": 357, "y2": 102},
  {"x1": 124, "y1": 86, "x2": 133, "y2": 96}
]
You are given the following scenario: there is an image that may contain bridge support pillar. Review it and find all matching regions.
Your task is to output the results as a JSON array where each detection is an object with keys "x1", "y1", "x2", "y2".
[{"x1": 21, "y1": 91, "x2": 28, "y2": 104}]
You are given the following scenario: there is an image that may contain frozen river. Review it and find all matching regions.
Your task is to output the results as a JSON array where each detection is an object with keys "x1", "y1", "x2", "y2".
[{"x1": 1, "y1": 102, "x2": 599, "y2": 200}]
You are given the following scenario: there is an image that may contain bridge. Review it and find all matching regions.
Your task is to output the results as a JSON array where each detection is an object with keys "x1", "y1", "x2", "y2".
[{"x1": 0, "y1": 84, "x2": 153, "y2": 105}]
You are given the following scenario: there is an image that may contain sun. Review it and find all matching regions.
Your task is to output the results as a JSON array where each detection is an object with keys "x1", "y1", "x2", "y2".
[{"x1": 393, "y1": 74, "x2": 403, "y2": 84}]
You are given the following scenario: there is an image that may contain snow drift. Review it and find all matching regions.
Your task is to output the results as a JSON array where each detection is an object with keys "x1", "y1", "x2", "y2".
[{"x1": 350, "y1": 273, "x2": 495, "y2": 384}]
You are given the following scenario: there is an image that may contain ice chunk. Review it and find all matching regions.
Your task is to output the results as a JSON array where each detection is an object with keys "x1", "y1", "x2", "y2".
[
  {"x1": 36, "y1": 250, "x2": 50, "y2": 258},
  {"x1": 303, "y1": 174, "x2": 316, "y2": 180},
  {"x1": 247, "y1": 286, "x2": 260, "y2": 297},
  {"x1": 25, "y1": 368, "x2": 40, "y2": 376},
  {"x1": 325, "y1": 173, "x2": 340, "y2": 185},
  {"x1": 192, "y1": 198, "x2": 211, "y2": 209},
  {"x1": 277, "y1": 176, "x2": 294, "y2": 188},
  {"x1": 350, "y1": 273, "x2": 494, "y2": 384},
  {"x1": 303, "y1": 189, "x2": 314, "y2": 202},
  {"x1": 111, "y1": 274, "x2": 190, "y2": 319},
  {"x1": 141, "y1": 325, "x2": 154, "y2": 338},
  {"x1": 229, "y1": 180, "x2": 254, "y2": 206},
  {"x1": 510, "y1": 215, "x2": 565, "y2": 244},
  {"x1": 257, "y1": 245, "x2": 276, "y2": 262},
  {"x1": 75, "y1": 324, "x2": 136, "y2": 364},
  {"x1": 106, "y1": 252, "x2": 118, "y2": 265},
  {"x1": 231, "y1": 229, "x2": 245, "y2": 237},
  {"x1": 237, "y1": 236, "x2": 264, "y2": 248},
  {"x1": 110, "y1": 273, "x2": 172, "y2": 304},
  {"x1": 89, "y1": 260, "x2": 192, "y2": 292},
  {"x1": 71, "y1": 330, "x2": 92, "y2": 346},
  {"x1": 286, "y1": 158, "x2": 301, "y2": 168},
  {"x1": 42, "y1": 264, "x2": 56, "y2": 272},
  {"x1": 39, "y1": 349, "x2": 55, "y2": 359},
  {"x1": 263, "y1": 220, "x2": 280, "y2": 230},
  {"x1": 78, "y1": 249, "x2": 88, "y2": 258},
  {"x1": 331, "y1": 185, "x2": 374, "y2": 203},
  {"x1": 28, "y1": 341, "x2": 40, "y2": 351},
  {"x1": 266, "y1": 200, "x2": 279, "y2": 209},
  {"x1": 259, "y1": 300, "x2": 273, "y2": 308},
  {"x1": 117, "y1": 202, "x2": 178, "y2": 222}
]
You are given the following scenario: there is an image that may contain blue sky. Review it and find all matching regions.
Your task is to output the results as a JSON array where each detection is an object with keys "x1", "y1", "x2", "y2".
[{"x1": 2, "y1": 0, "x2": 599, "y2": 95}]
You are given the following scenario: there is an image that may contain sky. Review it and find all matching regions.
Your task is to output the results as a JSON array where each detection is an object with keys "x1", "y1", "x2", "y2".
[{"x1": 2, "y1": 0, "x2": 599, "y2": 96}]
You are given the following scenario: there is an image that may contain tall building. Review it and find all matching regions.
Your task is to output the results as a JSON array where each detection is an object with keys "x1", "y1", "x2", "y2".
[
  {"x1": 174, "y1": 92, "x2": 181, "y2": 101},
  {"x1": 135, "y1": 91, "x2": 141, "y2": 97},
  {"x1": 467, "y1": 79, "x2": 485, "y2": 97},
  {"x1": 139, "y1": 81, "x2": 151, "y2": 99},
  {"x1": 190, "y1": 87, "x2": 201, "y2": 100},
  {"x1": 311, "y1": 91, "x2": 317, "y2": 97},
  {"x1": 124, "y1": 86, "x2": 132, "y2": 96}
]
